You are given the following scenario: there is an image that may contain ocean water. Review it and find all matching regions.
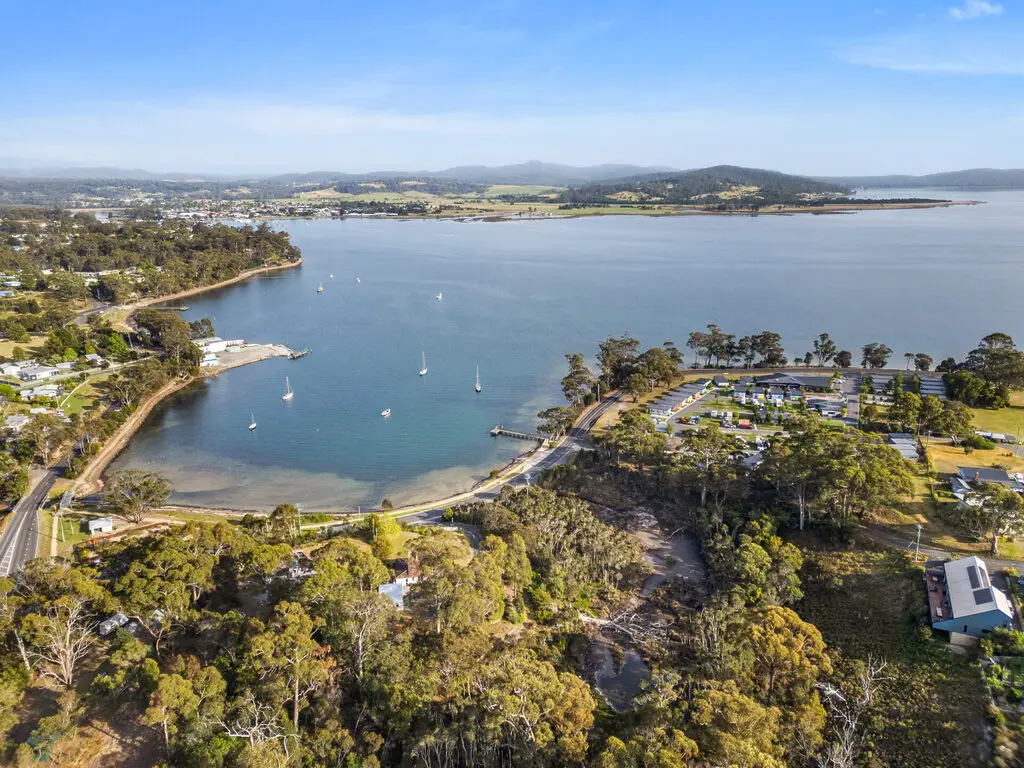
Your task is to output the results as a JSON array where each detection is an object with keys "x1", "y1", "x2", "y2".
[{"x1": 110, "y1": 190, "x2": 1024, "y2": 511}]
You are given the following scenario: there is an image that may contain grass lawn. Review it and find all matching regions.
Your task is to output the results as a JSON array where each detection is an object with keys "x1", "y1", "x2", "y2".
[
  {"x1": 969, "y1": 404, "x2": 1024, "y2": 437},
  {"x1": 798, "y1": 546, "x2": 989, "y2": 768},
  {"x1": 59, "y1": 372, "x2": 113, "y2": 415},
  {"x1": 0, "y1": 335, "x2": 46, "y2": 359},
  {"x1": 925, "y1": 441, "x2": 1024, "y2": 474}
]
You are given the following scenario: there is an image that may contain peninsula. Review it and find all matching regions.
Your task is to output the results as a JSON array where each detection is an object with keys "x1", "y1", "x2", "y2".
[{"x1": 3, "y1": 163, "x2": 965, "y2": 221}]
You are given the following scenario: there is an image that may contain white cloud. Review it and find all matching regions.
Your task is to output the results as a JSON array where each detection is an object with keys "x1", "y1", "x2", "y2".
[
  {"x1": 838, "y1": 33, "x2": 1024, "y2": 75},
  {"x1": 949, "y1": 0, "x2": 1004, "y2": 20}
]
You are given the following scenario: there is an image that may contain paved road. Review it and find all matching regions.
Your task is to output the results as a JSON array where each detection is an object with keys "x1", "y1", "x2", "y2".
[
  {"x1": 0, "y1": 467, "x2": 60, "y2": 576},
  {"x1": 862, "y1": 526, "x2": 1024, "y2": 572},
  {"x1": 401, "y1": 394, "x2": 622, "y2": 526},
  {"x1": 841, "y1": 373, "x2": 861, "y2": 428}
]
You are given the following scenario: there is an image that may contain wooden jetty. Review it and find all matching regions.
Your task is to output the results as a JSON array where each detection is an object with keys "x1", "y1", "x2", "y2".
[
  {"x1": 154, "y1": 305, "x2": 190, "y2": 312},
  {"x1": 490, "y1": 425, "x2": 543, "y2": 441}
]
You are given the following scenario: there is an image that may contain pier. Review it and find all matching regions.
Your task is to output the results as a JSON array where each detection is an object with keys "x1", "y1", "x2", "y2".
[
  {"x1": 490, "y1": 425, "x2": 544, "y2": 441},
  {"x1": 289, "y1": 348, "x2": 311, "y2": 359}
]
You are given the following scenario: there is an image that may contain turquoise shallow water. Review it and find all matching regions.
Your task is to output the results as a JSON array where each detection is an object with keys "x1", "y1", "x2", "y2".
[{"x1": 110, "y1": 191, "x2": 1024, "y2": 511}]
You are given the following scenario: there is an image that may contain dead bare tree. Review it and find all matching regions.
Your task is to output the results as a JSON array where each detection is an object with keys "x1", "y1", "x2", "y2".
[
  {"x1": 216, "y1": 691, "x2": 296, "y2": 759},
  {"x1": 817, "y1": 655, "x2": 889, "y2": 768},
  {"x1": 20, "y1": 596, "x2": 96, "y2": 688},
  {"x1": 578, "y1": 609, "x2": 669, "y2": 642}
]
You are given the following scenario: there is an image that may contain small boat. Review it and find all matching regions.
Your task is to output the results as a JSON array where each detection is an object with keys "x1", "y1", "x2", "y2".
[
  {"x1": 475, "y1": 365, "x2": 482, "y2": 393},
  {"x1": 381, "y1": 408, "x2": 391, "y2": 418},
  {"x1": 356, "y1": 277, "x2": 361, "y2": 283},
  {"x1": 419, "y1": 351, "x2": 428, "y2": 376},
  {"x1": 282, "y1": 376, "x2": 294, "y2": 401},
  {"x1": 316, "y1": 284, "x2": 324, "y2": 294},
  {"x1": 435, "y1": 292, "x2": 443, "y2": 301},
  {"x1": 248, "y1": 413, "x2": 257, "y2": 431},
  {"x1": 329, "y1": 274, "x2": 334, "y2": 279}
]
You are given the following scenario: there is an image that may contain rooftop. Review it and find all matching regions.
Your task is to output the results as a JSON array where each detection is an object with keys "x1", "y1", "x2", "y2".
[
  {"x1": 957, "y1": 466, "x2": 1015, "y2": 486},
  {"x1": 943, "y1": 557, "x2": 1012, "y2": 620}
]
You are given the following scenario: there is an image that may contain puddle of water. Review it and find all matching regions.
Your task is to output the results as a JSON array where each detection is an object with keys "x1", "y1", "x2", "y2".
[{"x1": 593, "y1": 641, "x2": 652, "y2": 711}]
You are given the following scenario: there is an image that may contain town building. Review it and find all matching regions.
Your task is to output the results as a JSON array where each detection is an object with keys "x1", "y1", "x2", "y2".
[{"x1": 17, "y1": 365, "x2": 59, "y2": 382}]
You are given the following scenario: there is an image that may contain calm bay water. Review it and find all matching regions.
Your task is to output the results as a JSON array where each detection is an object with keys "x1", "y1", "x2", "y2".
[{"x1": 111, "y1": 190, "x2": 1024, "y2": 511}]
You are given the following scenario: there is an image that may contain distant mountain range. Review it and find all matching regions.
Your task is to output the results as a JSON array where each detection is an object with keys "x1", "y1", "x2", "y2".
[
  {"x1": 816, "y1": 168, "x2": 1024, "y2": 190},
  {"x1": 0, "y1": 164, "x2": 233, "y2": 181},
  {"x1": 4, "y1": 162, "x2": 1024, "y2": 190},
  {"x1": 0, "y1": 160, "x2": 677, "y2": 187},
  {"x1": 263, "y1": 161, "x2": 680, "y2": 187}
]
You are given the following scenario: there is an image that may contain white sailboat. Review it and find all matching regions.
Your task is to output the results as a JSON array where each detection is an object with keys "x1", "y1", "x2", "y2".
[
  {"x1": 381, "y1": 408, "x2": 391, "y2": 417},
  {"x1": 475, "y1": 365, "x2": 481, "y2": 393},
  {"x1": 435, "y1": 292, "x2": 443, "y2": 301},
  {"x1": 356, "y1": 277, "x2": 361, "y2": 284},
  {"x1": 316, "y1": 284, "x2": 324, "y2": 294},
  {"x1": 248, "y1": 413, "x2": 257, "y2": 431},
  {"x1": 282, "y1": 376, "x2": 294, "y2": 401},
  {"x1": 329, "y1": 274, "x2": 334, "y2": 279},
  {"x1": 419, "y1": 351, "x2": 428, "y2": 376}
]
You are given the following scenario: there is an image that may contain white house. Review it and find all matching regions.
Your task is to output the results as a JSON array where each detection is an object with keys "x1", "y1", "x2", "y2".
[
  {"x1": 17, "y1": 365, "x2": 59, "y2": 382},
  {"x1": 0, "y1": 363, "x2": 21, "y2": 377},
  {"x1": 87, "y1": 516, "x2": 114, "y2": 535}
]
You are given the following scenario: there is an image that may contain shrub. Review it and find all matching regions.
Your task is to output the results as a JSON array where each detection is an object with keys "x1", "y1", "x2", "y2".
[{"x1": 962, "y1": 434, "x2": 995, "y2": 450}]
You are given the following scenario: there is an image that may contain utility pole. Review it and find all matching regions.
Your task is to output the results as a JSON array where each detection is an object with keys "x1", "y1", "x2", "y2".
[{"x1": 914, "y1": 523, "x2": 922, "y2": 563}]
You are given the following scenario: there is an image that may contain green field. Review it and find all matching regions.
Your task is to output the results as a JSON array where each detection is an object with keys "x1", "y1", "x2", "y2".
[
  {"x1": 969, "y1": 403, "x2": 1024, "y2": 437},
  {"x1": 482, "y1": 184, "x2": 563, "y2": 198}
]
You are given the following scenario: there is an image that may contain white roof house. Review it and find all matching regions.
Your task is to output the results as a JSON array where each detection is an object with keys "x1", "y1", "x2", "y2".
[
  {"x1": 0, "y1": 363, "x2": 22, "y2": 376},
  {"x1": 26, "y1": 384, "x2": 61, "y2": 400},
  {"x1": 17, "y1": 365, "x2": 59, "y2": 382},
  {"x1": 932, "y1": 556, "x2": 1014, "y2": 638},
  {"x1": 943, "y1": 557, "x2": 1012, "y2": 619},
  {"x1": 87, "y1": 516, "x2": 114, "y2": 534},
  {"x1": 4, "y1": 414, "x2": 30, "y2": 432}
]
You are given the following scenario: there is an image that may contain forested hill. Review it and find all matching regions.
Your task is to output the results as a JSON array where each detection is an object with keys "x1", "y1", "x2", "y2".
[
  {"x1": 559, "y1": 165, "x2": 850, "y2": 207},
  {"x1": 818, "y1": 168, "x2": 1024, "y2": 190}
]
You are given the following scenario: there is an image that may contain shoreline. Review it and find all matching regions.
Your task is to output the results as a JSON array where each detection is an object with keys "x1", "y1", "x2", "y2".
[
  {"x1": 77, "y1": 200, "x2": 975, "y2": 226},
  {"x1": 75, "y1": 377, "x2": 195, "y2": 497},
  {"x1": 74, "y1": 344, "x2": 293, "y2": 498},
  {"x1": 125, "y1": 258, "x2": 303, "y2": 313},
  {"x1": 72, "y1": 259, "x2": 304, "y2": 499}
]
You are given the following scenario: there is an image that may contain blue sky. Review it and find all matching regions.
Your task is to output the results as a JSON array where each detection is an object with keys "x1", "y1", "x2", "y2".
[{"x1": 1, "y1": 0, "x2": 1022, "y2": 174}]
